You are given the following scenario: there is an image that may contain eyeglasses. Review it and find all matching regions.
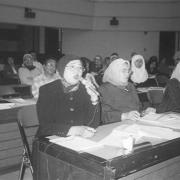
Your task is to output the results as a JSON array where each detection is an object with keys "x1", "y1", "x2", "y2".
[{"x1": 66, "y1": 65, "x2": 85, "y2": 71}]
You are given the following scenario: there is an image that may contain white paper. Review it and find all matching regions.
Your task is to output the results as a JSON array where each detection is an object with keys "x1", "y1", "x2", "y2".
[
  {"x1": 50, "y1": 136, "x2": 101, "y2": 152},
  {"x1": 139, "y1": 112, "x2": 180, "y2": 130},
  {"x1": 0, "y1": 103, "x2": 15, "y2": 109}
]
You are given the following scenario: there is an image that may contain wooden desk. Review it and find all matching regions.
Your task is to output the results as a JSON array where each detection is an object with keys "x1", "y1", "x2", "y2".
[
  {"x1": 34, "y1": 122, "x2": 180, "y2": 180},
  {"x1": 0, "y1": 100, "x2": 37, "y2": 173}
]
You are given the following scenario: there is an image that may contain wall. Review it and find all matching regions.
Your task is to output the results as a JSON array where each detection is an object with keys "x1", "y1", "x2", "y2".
[
  {"x1": 63, "y1": 29, "x2": 159, "y2": 60},
  {"x1": 0, "y1": 0, "x2": 179, "y2": 59},
  {"x1": 0, "y1": 0, "x2": 94, "y2": 29}
]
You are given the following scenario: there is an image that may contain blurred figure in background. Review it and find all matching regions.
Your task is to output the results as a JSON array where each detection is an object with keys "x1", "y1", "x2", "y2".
[
  {"x1": 90, "y1": 55, "x2": 103, "y2": 85},
  {"x1": 110, "y1": 52, "x2": 119, "y2": 62},
  {"x1": 130, "y1": 54, "x2": 148, "y2": 84},
  {"x1": 30, "y1": 51, "x2": 43, "y2": 74},
  {"x1": 81, "y1": 57, "x2": 99, "y2": 88},
  {"x1": 18, "y1": 54, "x2": 42, "y2": 85},
  {"x1": 146, "y1": 56, "x2": 159, "y2": 76},
  {"x1": 156, "y1": 61, "x2": 180, "y2": 113},
  {"x1": 2, "y1": 56, "x2": 19, "y2": 84},
  {"x1": 173, "y1": 51, "x2": 180, "y2": 66},
  {"x1": 32, "y1": 57, "x2": 60, "y2": 99}
]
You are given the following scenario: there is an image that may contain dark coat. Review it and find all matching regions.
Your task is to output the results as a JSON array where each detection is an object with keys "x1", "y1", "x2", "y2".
[
  {"x1": 36, "y1": 79, "x2": 100, "y2": 137},
  {"x1": 156, "y1": 78, "x2": 180, "y2": 113},
  {"x1": 99, "y1": 82, "x2": 141, "y2": 124}
]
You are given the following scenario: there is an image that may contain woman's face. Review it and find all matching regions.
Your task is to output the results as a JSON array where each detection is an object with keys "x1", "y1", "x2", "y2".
[
  {"x1": 119, "y1": 63, "x2": 130, "y2": 85},
  {"x1": 134, "y1": 58, "x2": 143, "y2": 68},
  {"x1": 63, "y1": 60, "x2": 83, "y2": 85}
]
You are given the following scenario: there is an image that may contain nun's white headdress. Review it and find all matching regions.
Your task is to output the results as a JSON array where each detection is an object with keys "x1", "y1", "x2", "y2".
[{"x1": 130, "y1": 54, "x2": 148, "y2": 84}]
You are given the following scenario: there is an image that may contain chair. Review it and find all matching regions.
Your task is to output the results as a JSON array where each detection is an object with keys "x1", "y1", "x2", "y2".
[{"x1": 17, "y1": 105, "x2": 39, "y2": 180}]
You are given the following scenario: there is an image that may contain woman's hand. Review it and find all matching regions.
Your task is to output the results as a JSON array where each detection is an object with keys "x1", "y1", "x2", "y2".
[
  {"x1": 122, "y1": 111, "x2": 140, "y2": 121},
  {"x1": 141, "y1": 107, "x2": 156, "y2": 116},
  {"x1": 67, "y1": 126, "x2": 96, "y2": 138}
]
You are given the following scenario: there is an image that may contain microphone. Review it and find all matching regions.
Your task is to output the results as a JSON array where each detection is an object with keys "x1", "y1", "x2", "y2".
[{"x1": 80, "y1": 77, "x2": 100, "y2": 97}]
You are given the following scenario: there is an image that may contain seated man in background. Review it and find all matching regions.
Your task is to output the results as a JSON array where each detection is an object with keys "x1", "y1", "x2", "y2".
[
  {"x1": 32, "y1": 57, "x2": 60, "y2": 99},
  {"x1": 18, "y1": 54, "x2": 42, "y2": 85},
  {"x1": 99, "y1": 58, "x2": 154, "y2": 124},
  {"x1": 30, "y1": 50, "x2": 43, "y2": 74},
  {"x1": 2, "y1": 56, "x2": 19, "y2": 84},
  {"x1": 156, "y1": 61, "x2": 180, "y2": 113}
]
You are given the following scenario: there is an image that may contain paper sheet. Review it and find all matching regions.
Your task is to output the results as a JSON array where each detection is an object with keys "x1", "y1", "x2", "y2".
[
  {"x1": 139, "y1": 112, "x2": 180, "y2": 130},
  {"x1": 50, "y1": 136, "x2": 101, "y2": 152}
]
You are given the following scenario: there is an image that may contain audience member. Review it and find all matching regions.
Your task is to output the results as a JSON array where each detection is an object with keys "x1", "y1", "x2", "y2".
[
  {"x1": 18, "y1": 54, "x2": 42, "y2": 85},
  {"x1": 158, "y1": 57, "x2": 171, "y2": 77},
  {"x1": 173, "y1": 50, "x2": 180, "y2": 66},
  {"x1": 2, "y1": 56, "x2": 19, "y2": 84},
  {"x1": 81, "y1": 57, "x2": 99, "y2": 88},
  {"x1": 30, "y1": 51, "x2": 43, "y2": 73},
  {"x1": 90, "y1": 55, "x2": 103, "y2": 85},
  {"x1": 146, "y1": 56, "x2": 158, "y2": 75},
  {"x1": 32, "y1": 57, "x2": 60, "y2": 99},
  {"x1": 130, "y1": 54, "x2": 148, "y2": 84},
  {"x1": 99, "y1": 58, "x2": 155, "y2": 124},
  {"x1": 156, "y1": 62, "x2": 180, "y2": 113},
  {"x1": 110, "y1": 52, "x2": 119, "y2": 62}
]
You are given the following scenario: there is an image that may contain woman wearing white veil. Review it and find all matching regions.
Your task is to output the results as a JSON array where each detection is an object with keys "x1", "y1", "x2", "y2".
[{"x1": 130, "y1": 54, "x2": 148, "y2": 84}]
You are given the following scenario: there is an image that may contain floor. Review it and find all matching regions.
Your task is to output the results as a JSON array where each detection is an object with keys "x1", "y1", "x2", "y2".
[{"x1": 0, "y1": 169, "x2": 33, "y2": 180}]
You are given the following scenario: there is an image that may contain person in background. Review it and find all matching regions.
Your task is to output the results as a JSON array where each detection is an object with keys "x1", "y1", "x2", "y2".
[
  {"x1": 30, "y1": 51, "x2": 43, "y2": 73},
  {"x1": 130, "y1": 54, "x2": 148, "y2": 84},
  {"x1": 18, "y1": 54, "x2": 42, "y2": 85},
  {"x1": 110, "y1": 52, "x2": 119, "y2": 62},
  {"x1": 32, "y1": 57, "x2": 60, "y2": 99},
  {"x1": 99, "y1": 58, "x2": 155, "y2": 124},
  {"x1": 158, "y1": 57, "x2": 171, "y2": 78},
  {"x1": 156, "y1": 61, "x2": 180, "y2": 113},
  {"x1": 35, "y1": 54, "x2": 100, "y2": 138},
  {"x1": 173, "y1": 50, "x2": 180, "y2": 66},
  {"x1": 90, "y1": 55, "x2": 103, "y2": 85},
  {"x1": 2, "y1": 56, "x2": 19, "y2": 84},
  {"x1": 81, "y1": 57, "x2": 99, "y2": 88},
  {"x1": 146, "y1": 56, "x2": 159, "y2": 75}
]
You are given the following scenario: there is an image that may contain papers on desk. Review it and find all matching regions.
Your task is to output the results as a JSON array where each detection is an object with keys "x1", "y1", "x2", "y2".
[
  {"x1": 50, "y1": 136, "x2": 101, "y2": 152},
  {"x1": 139, "y1": 112, "x2": 180, "y2": 130},
  {"x1": 98, "y1": 123, "x2": 180, "y2": 148},
  {"x1": 0, "y1": 101, "x2": 15, "y2": 109}
]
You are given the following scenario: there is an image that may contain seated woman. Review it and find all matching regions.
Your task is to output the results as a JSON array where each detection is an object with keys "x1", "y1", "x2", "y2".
[
  {"x1": 99, "y1": 58, "x2": 154, "y2": 124},
  {"x1": 130, "y1": 54, "x2": 148, "y2": 84},
  {"x1": 18, "y1": 54, "x2": 42, "y2": 85},
  {"x1": 156, "y1": 62, "x2": 180, "y2": 113},
  {"x1": 35, "y1": 54, "x2": 100, "y2": 138}
]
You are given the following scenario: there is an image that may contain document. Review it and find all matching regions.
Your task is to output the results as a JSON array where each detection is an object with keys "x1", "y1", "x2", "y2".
[
  {"x1": 139, "y1": 112, "x2": 180, "y2": 130},
  {"x1": 50, "y1": 136, "x2": 101, "y2": 152}
]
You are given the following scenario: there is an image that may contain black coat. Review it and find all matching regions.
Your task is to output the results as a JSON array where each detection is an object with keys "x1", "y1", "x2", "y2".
[{"x1": 36, "y1": 79, "x2": 100, "y2": 137}]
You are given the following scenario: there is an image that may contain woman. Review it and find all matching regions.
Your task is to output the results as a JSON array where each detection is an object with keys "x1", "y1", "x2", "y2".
[
  {"x1": 130, "y1": 54, "x2": 148, "y2": 84},
  {"x1": 18, "y1": 54, "x2": 41, "y2": 85},
  {"x1": 35, "y1": 55, "x2": 100, "y2": 138},
  {"x1": 99, "y1": 58, "x2": 141, "y2": 123},
  {"x1": 156, "y1": 62, "x2": 180, "y2": 113}
]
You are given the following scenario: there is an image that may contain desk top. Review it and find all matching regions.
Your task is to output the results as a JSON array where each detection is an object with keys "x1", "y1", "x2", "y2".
[{"x1": 37, "y1": 120, "x2": 180, "y2": 179}]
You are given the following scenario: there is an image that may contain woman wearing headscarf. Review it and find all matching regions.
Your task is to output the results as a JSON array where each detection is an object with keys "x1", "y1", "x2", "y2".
[
  {"x1": 99, "y1": 58, "x2": 142, "y2": 124},
  {"x1": 156, "y1": 61, "x2": 180, "y2": 113},
  {"x1": 18, "y1": 54, "x2": 42, "y2": 85},
  {"x1": 35, "y1": 54, "x2": 100, "y2": 138},
  {"x1": 33, "y1": 55, "x2": 101, "y2": 180},
  {"x1": 130, "y1": 54, "x2": 148, "y2": 84}
]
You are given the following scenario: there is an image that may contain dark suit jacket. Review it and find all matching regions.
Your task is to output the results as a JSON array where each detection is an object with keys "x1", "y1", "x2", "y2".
[
  {"x1": 36, "y1": 79, "x2": 100, "y2": 137},
  {"x1": 156, "y1": 78, "x2": 180, "y2": 113}
]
